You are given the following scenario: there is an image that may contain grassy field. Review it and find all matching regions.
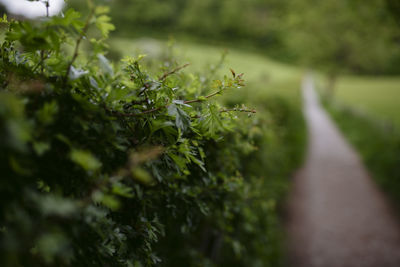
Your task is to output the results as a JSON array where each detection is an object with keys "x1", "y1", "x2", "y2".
[
  {"x1": 333, "y1": 76, "x2": 400, "y2": 127},
  {"x1": 108, "y1": 37, "x2": 303, "y2": 104}
]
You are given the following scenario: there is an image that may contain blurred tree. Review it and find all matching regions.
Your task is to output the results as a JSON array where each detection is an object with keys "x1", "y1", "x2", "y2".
[
  {"x1": 0, "y1": 3, "x2": 7, "y2": 15},
  {"x1": 67, "y1": 0, "x2": 400, "y2": 77},
  {"x1": 386, "y1": 0, "x2": 400, "y2": 26},
  {"x1": 68, "y1": 0, "x2": 289, "y2": 58},
  {"x1": 285, "y1": 0, "x2": 400, "y2": 94}
]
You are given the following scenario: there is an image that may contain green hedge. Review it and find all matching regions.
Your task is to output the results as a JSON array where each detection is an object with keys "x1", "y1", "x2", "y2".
[{"x1": 0, "y1": 3, "x2": 305, "y2": 266}]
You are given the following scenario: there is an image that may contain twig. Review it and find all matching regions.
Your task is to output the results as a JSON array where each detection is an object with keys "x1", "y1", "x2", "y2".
[
  {"x1": 158, "y1": 63, "x2": 190, "y2": 81},
  {"x1": 219, "y1": 108, "x2": 256, "y2": 114},
  {"x1": 106, "y1": 90, "x2": 222, "y2": 117},
  {"x1": 45, "y1": 1, "x2": 49, "y2": 17},
  {"x1": 190, "y1": 108, "x2": 256, "y2": 119},
  {"x1": 184, "y1": 90, "x2": 221, "y2": 104},
  {"x1": 63, "y1": 9, "x2": 94, "y2": 84},
  {"x1": 39, "y1": 1, "x2": 50, "y2": 74}
]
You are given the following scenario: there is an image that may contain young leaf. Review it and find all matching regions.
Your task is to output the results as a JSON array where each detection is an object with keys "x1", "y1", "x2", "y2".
[{"x1": 167, "y1": 104, "x2": 191, "y2": 132}]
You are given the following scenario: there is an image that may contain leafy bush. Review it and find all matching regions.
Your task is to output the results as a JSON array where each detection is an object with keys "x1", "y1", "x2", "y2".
[{"x1": 0, "y1": 2, "x2": 305, "y2": 266}]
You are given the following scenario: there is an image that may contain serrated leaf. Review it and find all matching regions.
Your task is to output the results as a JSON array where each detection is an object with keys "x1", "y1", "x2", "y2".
[
  {"x1": 200, "y1": 104, "x2": 224, "y2": 136},
  {"x1": 95, "y1": 15, "x2": 115, "y2": 38},
  {"x1": 168, "y1": 104, "x2": 191, "y2": 132}
]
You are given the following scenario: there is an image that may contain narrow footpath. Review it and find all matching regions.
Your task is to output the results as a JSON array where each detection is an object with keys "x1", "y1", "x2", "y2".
[{"x1": 287, "y1": 75, "x2": 400, "y2": 267}]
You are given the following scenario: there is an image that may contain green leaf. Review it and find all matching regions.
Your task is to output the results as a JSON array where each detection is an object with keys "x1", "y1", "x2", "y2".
[
  {"x1": 112, "y1": 182, "x2": 134, "y2": 198},
  {"x1": 36, "y1": 101, "x2": 59, "y2": 125},
  {"x1": 168, "y1": 104, "x2": 191, "y2": 132},
  {"x1": 92, "y1": 191, "x2": 121, "y2": 210},
  {"x1": 70, "y1": 149, "x2": 102, "y2": 171},
  {"x1": 95, "y1": 6, "x2": 110, "y2": 15},
  {"x1": 95, "y1": 15, "x2": 115, "y2": 38},
  {"x1": 200, "y1": 104, "x2": 224, "y2": 136},
  {"x1": 168, "y1": 152, "x2": 188, "y2": 173},
  {"x1": 33, "y1": 142, "x2": 50, "y2": 156},
  {"x1": 39, "y1": 195, "x2": 77, "y2": 217},
  {"x1": 131, "y1": 167, "x2": 155, "y2": 186}
]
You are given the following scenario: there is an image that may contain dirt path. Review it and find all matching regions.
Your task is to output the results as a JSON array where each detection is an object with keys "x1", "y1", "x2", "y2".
[{"x1": 286, "y1": 75, "x2": 400, "y2": 267}]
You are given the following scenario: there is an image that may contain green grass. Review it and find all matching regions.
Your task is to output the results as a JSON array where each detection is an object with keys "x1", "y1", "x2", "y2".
[
  {"x1": 326, "y1": 102, "x2": 400, "y2": 208},
  {"x1": 108, "y1": 37, "x2": 302, "y2": 104},
  {"x1": 322, "y1": 75, "x2": 400, "y2": 208},
  {"x1": 333, "y1": 76, "x2": 400, "y2": 127}
]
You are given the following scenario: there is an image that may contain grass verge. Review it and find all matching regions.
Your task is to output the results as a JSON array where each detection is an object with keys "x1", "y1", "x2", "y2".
[
  {"x1": 329, "y1": 76, "x2": 400, "y2": 128},
  {"x1": 326, "y1": 101, "x2": 400, "y2": 207}
]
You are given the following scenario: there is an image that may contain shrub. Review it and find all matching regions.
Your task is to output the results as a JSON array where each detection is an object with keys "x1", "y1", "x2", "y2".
[{"x1": 0, "y1": 2, "x2": 305, "y2": 266}]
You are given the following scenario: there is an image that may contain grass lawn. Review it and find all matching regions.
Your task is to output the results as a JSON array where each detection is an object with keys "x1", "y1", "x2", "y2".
[
  {"x1": 108, "y1": 37, "x2": 302, "y2": 105},
  {"x1": 333, "y1": 76, "x2": 400, "y2": 127}
]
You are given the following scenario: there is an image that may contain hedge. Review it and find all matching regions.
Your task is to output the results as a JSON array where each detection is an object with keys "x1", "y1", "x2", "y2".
[{"x1": 0, "y1": 2, "x2": 304, "y2": 266}]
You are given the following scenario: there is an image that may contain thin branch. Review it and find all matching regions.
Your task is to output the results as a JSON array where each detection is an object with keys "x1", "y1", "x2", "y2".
[
  {"x1": 184, "y1": 90, "x2": 221, "y2": 104},
  {"x1": 39, "y1": 1, "x2": 50, "y2": 74},
  {"x1": 138, "y1": 63, "x2": 189, "y2": 97},
  {"x1": 63, "y1": 9, "x2": 94, "y2": 84},
  {"x1": 106, "y1": 90, "x2": 222, "y2": 118},
  {"x1": 219, "y1": 108, "x2": 256, "y2": 114},
  {"x1": 45, "y1": 1, "x2": 49, "y2": 17},
  {"x1": 137, "y1": 82, "x2": 151, "y2": 96},
  {"x1": 190, "y1": 108, "x2": 256, "y2": 119},
  {"x1": 158, "y1": 63, "x2": 190, "y2": 81}
]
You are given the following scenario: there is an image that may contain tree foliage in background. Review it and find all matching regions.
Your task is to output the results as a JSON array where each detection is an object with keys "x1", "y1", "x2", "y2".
[
  {"x1": 285, "y1": 0, "x2": 400, "y2": 87},
  {"x1": 0, "y1": 1, "x2": 305, "y2": 266},
  {"x1": 65, "y1": 0, "x2": 400, "y2": 76},
  {"x1": 68, "y1": 0, "x2": 290, "y2": 60}
]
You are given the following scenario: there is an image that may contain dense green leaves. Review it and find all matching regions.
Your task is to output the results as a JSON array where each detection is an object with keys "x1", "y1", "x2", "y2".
[{"x1": 0, "y1": 2, "x2": 305, "y2": 267}]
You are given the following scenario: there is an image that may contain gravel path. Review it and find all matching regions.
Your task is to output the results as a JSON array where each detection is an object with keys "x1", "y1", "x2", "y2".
[{"x1": 286, "y1": 75, "x2": 400, "y2": 267}]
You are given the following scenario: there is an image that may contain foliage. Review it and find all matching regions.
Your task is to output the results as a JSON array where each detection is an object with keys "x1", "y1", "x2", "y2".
[
  {"x1": 0, "y1": 2, "x2": 305, "y2": 266},
  {"x1": 326, "y1": 101, "x2": 400, "y2": 208},
  {"x1": 68, "y1": 0, "x2": 290, "y2": 60},
  {"x1": 65, "y1": 0, "x2": 400, "y2": 75},
  {"x1": 285, "y1": 0, "x2": 400, "y2": 77}
]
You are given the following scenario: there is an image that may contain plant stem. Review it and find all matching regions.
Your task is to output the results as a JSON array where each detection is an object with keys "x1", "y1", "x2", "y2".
[
  {"x1": 64, "y1": 9, "x2": 94, "y2": 84},
  {"x1": 219, "y1": 108, "x2": 256, "y2": 114},
  {"x1": 184, "y1": 90, "x2": 221, "y2": 104},
  {"x1": 107, "y1": 90, "x2": 222, "y2": 117},
  {"x1": 158, "y1": 63, "x2": 190, "y2": 81}
]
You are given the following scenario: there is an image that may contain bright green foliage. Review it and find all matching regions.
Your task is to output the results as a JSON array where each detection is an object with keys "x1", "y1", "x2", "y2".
[{"x1": 0, "y1": 3, "x2": 305, "y2": 267}]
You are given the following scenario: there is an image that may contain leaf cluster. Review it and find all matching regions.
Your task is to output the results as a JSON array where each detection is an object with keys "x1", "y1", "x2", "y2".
[{"x1": 0, "y1": 2, "x2": 306, "y2": 266}]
